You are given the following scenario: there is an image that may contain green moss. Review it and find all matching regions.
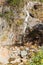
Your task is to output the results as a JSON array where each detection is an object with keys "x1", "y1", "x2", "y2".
[
  {"x1": 0, "y1": 13, "x2": 3, "y2": 17},
  {"x1": 7, "y1": 0, "x2": 23, "y2": 7}
]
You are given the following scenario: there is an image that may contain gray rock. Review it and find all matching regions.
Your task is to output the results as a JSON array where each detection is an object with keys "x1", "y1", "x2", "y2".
[
  {"x1": 20, "y1": 50, "x2": 27, "y2": 57},
  {"x1": 0, "y1": 18, "x2": 8, "y2": 34},
  {"x1": 2, "y1": 6, "x2": 10, "y2": 13}
]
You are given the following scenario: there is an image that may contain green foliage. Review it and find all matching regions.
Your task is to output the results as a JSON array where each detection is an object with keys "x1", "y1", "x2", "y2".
[
  {"x1": 0, "y1": 9, "x2": 14, "y2": 27},
  {"x1": 7, "y1": 0, "x2": 23, "y2": 6},
  {"x1": 30, "y1": 49, "x2": 43, "y2": 65},
  {"x1": 26, "y1": 48, "x2": 43, "y2": 65},
  {"x1": 40, "y1": 0, "x2": 43, "y2": 2},
  {"x1": 0, "y1": 13, "x2": 3, "y2": 17},
  {"x1": 4, "y1": 10, "x2": 14, "y2": 27}
]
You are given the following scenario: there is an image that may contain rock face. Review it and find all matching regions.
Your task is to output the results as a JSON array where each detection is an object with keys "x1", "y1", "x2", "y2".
[
  {"x1": 29, "y1": 2, "x2": 43, "y2": 21},
  {"x1": 0, "y1": 0, "x2": 43, "y2": 65},
  {"x1": 0, "y1": 18, "x2": 14, "y2": 46},
  {"x1": 0, "y1": 46, "x2": 10, "y2": 64},
  {"x1": 11, "y1": 1, "x2": 43, "y2": 46},
  {"x1": 33, "y1": 23, "x2": 43, "y2": 31},
  {"x1": 23, "y1": 23, "x2": 43, "y2": 46},
  {"x1": 0, "y1": 0, "x2": 43, "y2": 46},
  {"x1": 0, "y1": 0, "x2": 5, "y2": 5},
  {"x1": 0, "y1": 18, "x2": 8, "y2": 34}
]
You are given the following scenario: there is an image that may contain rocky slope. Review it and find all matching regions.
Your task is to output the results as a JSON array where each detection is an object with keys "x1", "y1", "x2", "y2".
[{"x1": 0, "y1": 0, "x2": 43, "y2": 65}]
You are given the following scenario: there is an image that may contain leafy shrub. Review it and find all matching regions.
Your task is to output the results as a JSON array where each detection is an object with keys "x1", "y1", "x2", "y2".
[{"x1": 26, "y1": 48, "x2": 43, "y2": 65}]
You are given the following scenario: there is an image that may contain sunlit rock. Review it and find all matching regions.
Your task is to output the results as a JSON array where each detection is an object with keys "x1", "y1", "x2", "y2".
[
  {"x1": 20, "y1": 50, "x2": 27, "y2": 58},
  {"x1": 0, "y1": 0, "x2": 5, "y2": 5},
  {"x1": 0, "y1": 18, "x2": 14, "y2": 46},
  {"x1": 0, "y1": 46, "x2": 10, "y2": 64},
  {"x1": 0, "y1": 18, "x2": 8, "y2": 34}
]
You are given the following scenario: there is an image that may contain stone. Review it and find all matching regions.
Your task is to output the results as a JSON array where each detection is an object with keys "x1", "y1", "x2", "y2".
[
  {"x1": 0, "y1": 18, "x2": 8, "y2": 33},
  {"x1": 29, "y1": 2, "x2": 43, "y2": 21},
  {"x1": 25, "y1": 47, "x2": 29, "y2": 51},
  {"x1": 2, "y1": 6, "x2": 10, "y2": 13},
  {"x1": 18, "y1": 62, "x2": 23, "y2": 65},
  {"x1": 20, "y1": 50, "x2": 27, "y2": 58},
  {"x1": 0, "y1": 0, "x2": 5, "y2": 5},
  {"x1": 11, "y1": 58, "x2": 21, "y2": 64},
  {"x1": 33, "y1": 23, "x2": 43, "y2": 31},
  {"x1": 0, "y1": 46, "x2": 10, "y2": 64}
]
